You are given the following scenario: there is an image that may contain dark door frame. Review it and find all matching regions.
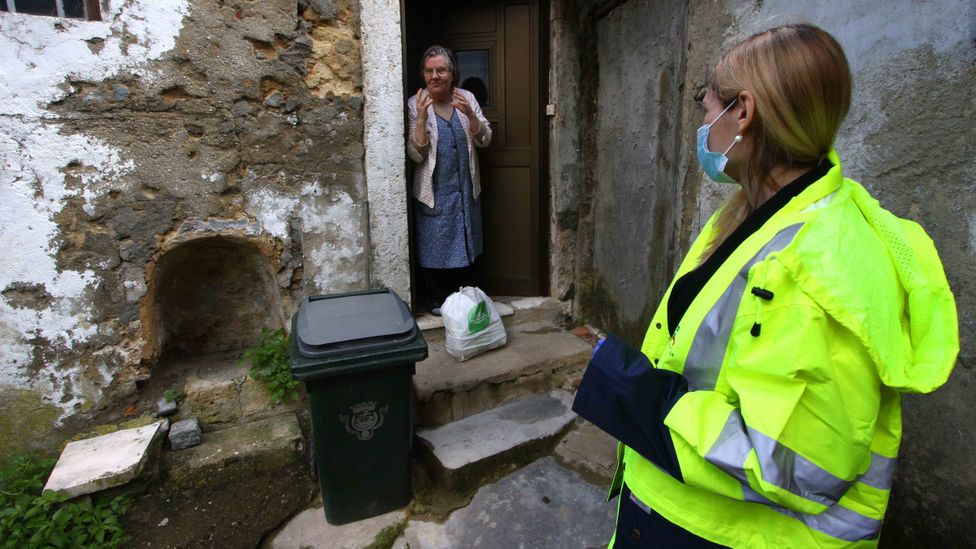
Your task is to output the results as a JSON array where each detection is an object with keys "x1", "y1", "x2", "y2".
[{"x1": 401, "y1": 0, "x2": 550, "y2": 309}]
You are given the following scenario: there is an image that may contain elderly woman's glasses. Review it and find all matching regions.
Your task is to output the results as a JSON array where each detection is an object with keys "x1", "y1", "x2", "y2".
[{"x1": 424, "y1": 68, "x2": 451, "y2": 77}]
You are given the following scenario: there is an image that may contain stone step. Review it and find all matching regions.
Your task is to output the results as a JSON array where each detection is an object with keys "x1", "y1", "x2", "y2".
[
  {"x1": 159, "y1": 350, "x2": 303, "y2": 432},
  {"x1": 416, "y1": 296, "x2": 567, "y2": 342},
  {"x1": 554, "y1": 419, "x2": 619, "y2": 487},
  {"x1": 413, "y1": 321, "x2": 591, "y2": 427},
  {"x1": 122, "y1": 413, "x2": 316, "y2": 548},
  {"x1": 415, "y1": 390, "x2": 577, "y2": 496}
]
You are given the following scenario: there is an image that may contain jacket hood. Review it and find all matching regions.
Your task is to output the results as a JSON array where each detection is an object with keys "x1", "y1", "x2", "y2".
[{"x1": 780, "y1": 151, "x2": 958, "y2": 394}]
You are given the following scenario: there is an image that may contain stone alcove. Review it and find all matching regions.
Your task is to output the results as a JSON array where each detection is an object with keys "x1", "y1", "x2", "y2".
[{"x1": 149, "y1": 235, "x2": 286, "y2": 357}]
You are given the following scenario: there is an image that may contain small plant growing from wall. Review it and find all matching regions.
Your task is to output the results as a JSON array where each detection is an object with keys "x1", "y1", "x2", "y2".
[
  {"x1": 241, "y1": 328, "x2": 299, "y2": 405},
  {"x1": 162, "y1": 388, "x2": 185, "y2": 404},
  {"x1": 0, "y1": 455, "x2": 130, "y2": 548}
]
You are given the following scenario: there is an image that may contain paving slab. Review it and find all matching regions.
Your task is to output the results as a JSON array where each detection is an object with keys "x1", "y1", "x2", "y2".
[
  {"x1": 396, "y1": 457, "x2": 616, "y2": 549},
  {"x1": 417, "y1": 391, "x2": 575, "y2": 471},
  {"x1": 414, "y1": 322, "x2": 591, "y2": 426},
  {"x1": 268, "y1": 507, "x2": 404, "y2": 549},
  {"x1": 44, "y1": 420, "x2": 165, "y2": 497}
]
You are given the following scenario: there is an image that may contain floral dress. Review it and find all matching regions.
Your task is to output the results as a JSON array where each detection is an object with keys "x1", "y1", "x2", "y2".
[{"x1": 414, "y1": 109, "x2": 484, "y2": 269}]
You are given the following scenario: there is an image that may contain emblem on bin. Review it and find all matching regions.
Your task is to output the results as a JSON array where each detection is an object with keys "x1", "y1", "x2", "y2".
[{"x1": 340, "y1": 401, "x2": 388, "y2": 440}]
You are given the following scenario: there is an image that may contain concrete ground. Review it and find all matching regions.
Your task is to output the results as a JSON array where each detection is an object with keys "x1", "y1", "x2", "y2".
[
  {"x1": 395, "y1": 457, "x2": 616, "y2": 549},
  {"x1": 268, "y1": 455, "x2": 617, "y2": 549}
]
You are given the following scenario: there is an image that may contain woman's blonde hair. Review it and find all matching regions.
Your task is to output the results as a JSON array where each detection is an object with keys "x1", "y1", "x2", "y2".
[{"x1": 703, "y1": 24, "x2": 851, "y2": 259}]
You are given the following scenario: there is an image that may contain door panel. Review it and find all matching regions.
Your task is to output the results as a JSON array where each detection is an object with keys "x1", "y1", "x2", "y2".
[
  {"x1": 481, "y1": 166, "x2": 533, "y2": 281},
  {"x1": 407, "y1": 0, "x2": 542, "y2": 297}
]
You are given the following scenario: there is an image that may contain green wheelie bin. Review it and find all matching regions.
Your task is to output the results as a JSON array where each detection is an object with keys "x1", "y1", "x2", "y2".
[{"x1": 290, "y1": 288, "x2": 427, "y2": 525}]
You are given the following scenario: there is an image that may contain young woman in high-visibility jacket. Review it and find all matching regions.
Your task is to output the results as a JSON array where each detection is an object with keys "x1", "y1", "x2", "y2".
[{"x1": 573, "y1": 24, "x2": 958, "y2": 548}]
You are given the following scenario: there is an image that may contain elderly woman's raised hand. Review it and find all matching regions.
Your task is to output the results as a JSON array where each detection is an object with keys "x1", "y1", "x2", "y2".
[
  {"x1": 452, "y1": 89, "x2": 474, "y2": 117},
  {"x1": 415, "y1": 88, "x2": 433, "y2": 121},
  {"x1": 453, "y1": 89, "x2": 481, "y2": 135}
]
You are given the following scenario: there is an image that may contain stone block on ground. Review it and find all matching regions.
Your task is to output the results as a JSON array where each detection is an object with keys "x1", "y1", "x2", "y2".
[
  {"x1": 44, "y1": 421, "x2": 165, "y2": 497},
  {"x1": 508, "y1": 296, "x2": 565, "y2": 325},
  {"x1": 156, "y1": 397, "x2": 178, "y2": 417},
  {"x1": 168, "y1": 418, "x2": 202, "y2": 450},
  {"x1": 416, "y1": 391, "x2": 576, "y2": 494},
  {"x1": 269, "y1": 506, "x2": 404, "y2": 549}
]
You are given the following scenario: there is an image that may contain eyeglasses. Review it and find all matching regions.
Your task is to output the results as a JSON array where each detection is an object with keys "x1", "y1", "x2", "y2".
[{"x1": 424, "y1": 68, "x2": 451, "y2": 77}]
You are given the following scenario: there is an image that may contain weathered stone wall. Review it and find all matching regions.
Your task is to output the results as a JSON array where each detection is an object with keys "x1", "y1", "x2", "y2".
[
  {"x1": 0, "y1": 0, "x2": 373, "y2": 459},
  {"x1": 556, "y1": 0, "x2": 974, "y2": 544},
  {"x1": 550, "y1": 0, "x2": 689, "y2": 342}
]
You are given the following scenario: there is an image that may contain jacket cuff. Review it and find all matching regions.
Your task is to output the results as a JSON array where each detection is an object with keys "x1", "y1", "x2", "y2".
[{"x1": 572, "y1": 335, "x2": 688, "y2": 481}]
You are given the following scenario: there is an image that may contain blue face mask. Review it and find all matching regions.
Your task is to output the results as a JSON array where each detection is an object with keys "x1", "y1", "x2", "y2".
[{"x1": 696, "y1": 99, "x2": 742, "y2": 185}]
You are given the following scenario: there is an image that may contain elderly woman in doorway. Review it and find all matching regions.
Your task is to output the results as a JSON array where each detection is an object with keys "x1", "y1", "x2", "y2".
[
  {"x1": 573, "y1": 23, "x2": 958, "y2": 547},
  {"x1": 407, "y1": 45, "x2": 492, "y2": 316}
]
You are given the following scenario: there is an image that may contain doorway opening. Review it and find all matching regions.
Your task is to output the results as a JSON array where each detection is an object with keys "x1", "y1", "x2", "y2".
[{"x1": 403, "y1": 0, "x2": 549, "y2": 310}]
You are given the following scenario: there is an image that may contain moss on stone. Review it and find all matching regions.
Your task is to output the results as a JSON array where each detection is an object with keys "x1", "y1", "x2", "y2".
[
  {"x1": 64, "y1": 414, "x2": 161, "y2": 451},
  {"x1": 0, "y1": 387, "x2": 61, "y2": 462}
]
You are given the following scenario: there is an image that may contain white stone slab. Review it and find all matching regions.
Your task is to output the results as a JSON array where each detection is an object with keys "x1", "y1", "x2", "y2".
[
  {"x1": 44, "y1": 421, "x2": 165, "y2": 497},
  {"x1": 509, "y1": 296, "x2": 550, "y2": 310},
  {"x1": 416, "y1": 391, "x2": 575, "y2": 470},
  {"x1": 270, "y1": 507, "x2": 404, "y2": 549}
]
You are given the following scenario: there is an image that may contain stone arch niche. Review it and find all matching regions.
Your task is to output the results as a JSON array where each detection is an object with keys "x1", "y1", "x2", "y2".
[{"x1": 150, "y1": 236, "x2": 285, "y2": 356}]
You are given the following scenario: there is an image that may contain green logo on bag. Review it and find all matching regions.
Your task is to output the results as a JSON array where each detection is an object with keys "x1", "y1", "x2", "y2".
[{"x1": 468, "y1": 302, "x2": 491, "y2": 333}]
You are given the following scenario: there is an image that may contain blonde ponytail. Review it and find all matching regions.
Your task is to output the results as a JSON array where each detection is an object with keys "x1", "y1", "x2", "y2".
[{"x1": 702, "y1": 24, "x2": 851, "y2": 261}]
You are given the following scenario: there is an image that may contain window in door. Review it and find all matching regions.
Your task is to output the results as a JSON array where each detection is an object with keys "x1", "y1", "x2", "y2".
[
  {"x1": 456, "y1": 48, "x2": 491, "y2": 108},
  {"x1": 1, "y1": 0, "x2": 101, "y2": 20}
]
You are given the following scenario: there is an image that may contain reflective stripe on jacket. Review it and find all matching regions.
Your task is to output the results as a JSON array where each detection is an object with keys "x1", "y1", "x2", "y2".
[{"x1": 611, "y1": 151, "x2": 958, "y2": 548}]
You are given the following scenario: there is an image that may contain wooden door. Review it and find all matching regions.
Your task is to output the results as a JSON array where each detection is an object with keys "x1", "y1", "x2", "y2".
[{"x1": 406, "y1": 0, "x2": 544, "y2": 296}]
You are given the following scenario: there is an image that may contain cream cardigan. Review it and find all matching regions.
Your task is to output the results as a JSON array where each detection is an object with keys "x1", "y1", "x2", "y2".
[{"x1": 406, "y1": 88, "x2": 492, "y2": 208}]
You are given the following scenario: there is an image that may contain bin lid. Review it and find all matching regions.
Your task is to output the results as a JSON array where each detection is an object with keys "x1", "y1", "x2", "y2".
[{"x1": 294, "y1": 289, "x2": 419, "y2": 358}]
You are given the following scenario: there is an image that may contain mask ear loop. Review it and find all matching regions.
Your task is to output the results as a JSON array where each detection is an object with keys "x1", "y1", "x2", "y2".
[
  {"x1": 722, "y1": 134, "x2": 743, "y2": 155},
  {"x1": 708, "y1": 98, "x2": 738, "y2": 126}
]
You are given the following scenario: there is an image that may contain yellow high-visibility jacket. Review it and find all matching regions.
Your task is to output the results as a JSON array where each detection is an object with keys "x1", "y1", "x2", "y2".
[{"x1": 615, "y1": 151, "x2": 958, "y2": 547}]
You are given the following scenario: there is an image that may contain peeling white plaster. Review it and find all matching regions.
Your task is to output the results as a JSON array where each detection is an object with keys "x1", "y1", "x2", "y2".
[
  {"x1": 300, "y1": 186, "x2": 365, "y2": 293},
  {"x1": 0, "y1": 0, "x2": 189, "y2": 421},
  {"x1": 1, "y1": 0, "x2": 190, "y2": 117},
  {"x1": 245, "y1": 187, "x2": 300, "y2": 240}
]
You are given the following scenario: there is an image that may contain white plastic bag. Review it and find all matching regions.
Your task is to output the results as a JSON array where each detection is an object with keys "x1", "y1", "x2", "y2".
[{"x1": 442, "y1": 286, "x2": 507, "y2": 361}]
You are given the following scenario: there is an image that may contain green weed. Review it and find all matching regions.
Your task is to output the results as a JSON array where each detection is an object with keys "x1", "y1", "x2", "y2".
[
  {"x1": 241, "y1": 328, "x2": 299, "y2": 405},
  {"x1": 0, "y1": 455, "x2": 130, "y2": 549}
]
